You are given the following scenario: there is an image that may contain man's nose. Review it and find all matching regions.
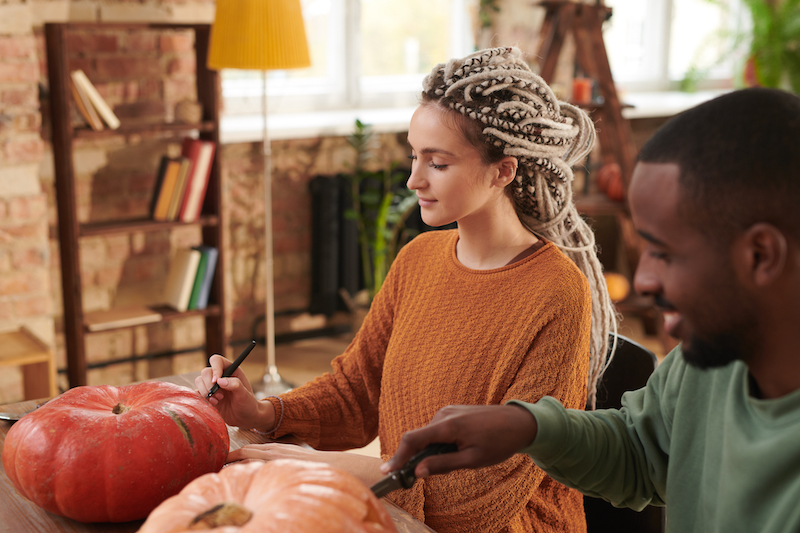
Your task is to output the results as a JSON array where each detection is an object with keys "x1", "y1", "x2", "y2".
[{"x1": 633, "y1": 255, "x2": 661, "y2": 297}]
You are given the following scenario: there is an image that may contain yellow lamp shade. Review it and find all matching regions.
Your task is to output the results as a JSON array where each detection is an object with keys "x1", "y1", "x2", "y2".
[{"x1": 207, "y1": 0, "x2": 311, "y2": 71}]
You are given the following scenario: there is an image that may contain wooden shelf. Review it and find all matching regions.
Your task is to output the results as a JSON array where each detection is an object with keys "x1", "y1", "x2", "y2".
[
  {"x1": 79, "y1": 215, "x2": 219, "y2": 237},
  {"x1": 46, "y1": 22, "x2": 228, "y2": 387},
  {"x1": 82, "y1": 305, "x2": 221, "y2": 333},
  {"x1": 0, "y1": 328, "x2": 58, "y2": 399},
  {"x1": 72, "y1": 120, "x2": 216, "y2": 140}
]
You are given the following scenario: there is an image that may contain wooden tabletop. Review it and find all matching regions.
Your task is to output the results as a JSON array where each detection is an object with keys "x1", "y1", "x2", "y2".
[{"x1": 0, "y1": 372, "x2": 435, "y2": 533}]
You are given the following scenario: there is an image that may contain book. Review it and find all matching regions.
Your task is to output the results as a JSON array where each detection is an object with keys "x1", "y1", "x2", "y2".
[
  {"x1": 151, "y1": 157, "x2": 183, "y2": 221},
  {"x1": 179, "y1": 138, "x2": 216, "y2": 222},
  {"x1": 188, "y1": 245, "x2": 218, "y2": 310},
  {"x1": 149, "y1": 156, "x2": 170, "y2": 218},
  {"x1": 69, "y1": 75, "x2": 104, "y2": 131},
  {"x1": 187, "y1": 248, "x2": 209, "y2": 310},
  {"x1": 84, "y1": 306, "x2": 162, "y2": 332},
  {"x1": 163, "y1": 248, "x2": 202, "y2": 312},
  {"x1": 166, "y1": 157, "x2": 191, "y2": 221},
  {"x1": 70, "y1": 69, "x2": 121, "y2": 130}
]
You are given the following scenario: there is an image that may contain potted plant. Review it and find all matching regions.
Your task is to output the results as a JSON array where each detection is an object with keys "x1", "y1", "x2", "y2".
[
  {"x1": 682, "y1": 0, "x2": 800, "y2": 93},
  {"x1": 741, "y1": 0, "x2": 800, "y2": 91},
  {"x1": 339, "y1": 120, "x2": 418, "y2": 325}
]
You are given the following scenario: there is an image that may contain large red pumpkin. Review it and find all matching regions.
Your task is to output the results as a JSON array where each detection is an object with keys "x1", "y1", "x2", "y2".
[
  {"x1": 2, "y1": 381, "x2": 229, "y2": 523},
  {"x1": 137, "y1": 459, "x2": 398, "y2": 533}
]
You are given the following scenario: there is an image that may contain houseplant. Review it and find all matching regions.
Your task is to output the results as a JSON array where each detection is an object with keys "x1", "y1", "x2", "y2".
[
  {"x1": 682, "y1": 0, "x2": 800, "y2": 92},
  {"x1": 341, "y1": 120, "x2": 418, "y2": 314},
  {"x1": 740, "y1": 0, "x2": 800, "y2": 91}
]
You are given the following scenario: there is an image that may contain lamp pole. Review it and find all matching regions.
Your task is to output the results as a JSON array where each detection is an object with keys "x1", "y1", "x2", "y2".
[{"x1": 254, "y1": 70, "x2": 293, "y2": 398}]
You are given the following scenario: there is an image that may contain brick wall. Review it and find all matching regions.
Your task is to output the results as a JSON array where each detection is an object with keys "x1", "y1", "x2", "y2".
[
  {"x1": 0, "y1": 0, "x2": 49, "y2": 403},
  {"x1": 0, "y1": 0, "x2": 414, "y2": 402},
  {"x1": 223, "y1": 133, "x2": 409, "y2": 341}
]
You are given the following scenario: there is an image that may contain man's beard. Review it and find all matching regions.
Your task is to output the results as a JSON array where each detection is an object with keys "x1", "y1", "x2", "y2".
[{"x1": 682, "y1": 328, "x2": 755, "y2": 370}]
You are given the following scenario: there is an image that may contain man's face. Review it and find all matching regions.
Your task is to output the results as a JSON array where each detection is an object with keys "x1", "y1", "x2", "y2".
[{"x1": 629, "y1": 162, "x2": 758, "y2": 368}]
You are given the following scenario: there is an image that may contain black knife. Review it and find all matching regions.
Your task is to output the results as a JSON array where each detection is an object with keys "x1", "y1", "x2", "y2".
[{"x1": 371, "y1": 442, "x2": 458, "y2": 498}]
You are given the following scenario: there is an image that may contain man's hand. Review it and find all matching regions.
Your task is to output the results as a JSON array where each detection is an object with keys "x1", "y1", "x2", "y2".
[{"x1": 381, "y1": 404, "x2": 538, "y2": 479}]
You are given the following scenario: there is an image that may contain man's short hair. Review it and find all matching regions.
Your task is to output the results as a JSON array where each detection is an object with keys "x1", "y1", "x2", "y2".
[{"x1": 638, "y1": 88, "x2": 800, "y2": 244}]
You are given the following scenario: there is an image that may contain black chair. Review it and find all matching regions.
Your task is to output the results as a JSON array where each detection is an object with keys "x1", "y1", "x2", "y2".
[{"x1": 583, "y1": 333, "x2": 665, "y2": 533}]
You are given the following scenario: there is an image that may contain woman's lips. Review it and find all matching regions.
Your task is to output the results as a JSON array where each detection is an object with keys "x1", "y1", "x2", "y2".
[
  {"x1": 662, "y1": 311, "x2": 682, "y2": 339},
  {"x1": 417, "y1": 197, "x2": 436, "y2": 208}
]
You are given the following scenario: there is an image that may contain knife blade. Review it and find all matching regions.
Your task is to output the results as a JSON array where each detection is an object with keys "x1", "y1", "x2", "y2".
[
  {"x1": 371, "y1": 442, "x2": 458, "y2": 498},
  {"x1": 0, "y1": 401, "x2": 48, "y2": 422}
]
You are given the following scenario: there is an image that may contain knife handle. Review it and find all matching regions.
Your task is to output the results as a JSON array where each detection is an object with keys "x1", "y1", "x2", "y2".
[{"x1": 398, "y1": 442, "x2": 458, "y2": 488}]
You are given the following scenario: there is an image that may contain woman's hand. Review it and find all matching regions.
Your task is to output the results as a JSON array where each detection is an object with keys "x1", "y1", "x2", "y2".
[
  {"x1": 195, "y1": 354, "x2": 275, "y2": 432},
  {"x1": 228, "y1": 443, "x2": 385, "y2": 487}
]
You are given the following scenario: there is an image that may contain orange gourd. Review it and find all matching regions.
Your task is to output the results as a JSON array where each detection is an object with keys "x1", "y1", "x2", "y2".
[
  {"x1": 603, "y1": 272, "x2": 631, "y2": 302},
  {"x1": 596, "y1": 162, "x2": 626, "y2": 202},
  {"x1": 595, "y1": 162, "x2": 620, "y2": 193},
  {"x1": 2, "y1": 381, "x2": 229, "y2": 523},
  {"x1": 137, "y1": 459, "x2": 398, "y2": 533}
]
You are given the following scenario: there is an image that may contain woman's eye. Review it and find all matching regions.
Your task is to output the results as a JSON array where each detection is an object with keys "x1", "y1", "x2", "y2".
[{"x1": 430, "y1": 162, "x2": 447, "y2": 170}]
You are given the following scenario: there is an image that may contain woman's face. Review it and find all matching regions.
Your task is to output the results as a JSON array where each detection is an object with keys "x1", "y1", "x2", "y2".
[{"x1": 406, "y1": 105, "x2": 510, "y2": 228}]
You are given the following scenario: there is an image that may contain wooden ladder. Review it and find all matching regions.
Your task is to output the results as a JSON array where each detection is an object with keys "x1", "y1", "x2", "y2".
[{"x1": 535, "y1": 1, "x2": 675, "y2": 352}]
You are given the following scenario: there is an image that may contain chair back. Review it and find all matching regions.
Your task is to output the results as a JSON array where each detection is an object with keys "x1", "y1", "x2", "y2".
[
  {"x1": 593, "y1": 334, "x2": 658, "y2": 410},
  {"x1": 584, "y1": 333, "x2": 665, "y2": 533}
]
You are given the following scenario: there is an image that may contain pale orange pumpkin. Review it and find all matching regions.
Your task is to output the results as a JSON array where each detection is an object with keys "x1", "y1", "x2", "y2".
[
  {"x1": 137, "y1": 459, "x2": 398, "y2": 533},
  {"x1": 603, "y1": 272, "x2": 631, "y2": 302}
]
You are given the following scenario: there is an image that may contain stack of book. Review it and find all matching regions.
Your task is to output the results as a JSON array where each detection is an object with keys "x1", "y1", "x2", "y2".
[
  {"x1": 163, "y1": 246, "x2": 219, "y2": 312},
  {"x1": 150, "y1": 138, "x2": 216, "y2": 223},
  {"x1": 70, "y1": 69, "x2": 121, "y2": 131}
]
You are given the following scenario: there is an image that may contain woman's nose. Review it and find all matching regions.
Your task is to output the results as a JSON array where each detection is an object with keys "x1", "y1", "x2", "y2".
[{"x1": 407, "y1": 166, "x2": 423, "y2": 191}]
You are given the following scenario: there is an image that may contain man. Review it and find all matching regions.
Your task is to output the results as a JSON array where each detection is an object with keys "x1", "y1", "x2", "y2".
[{"x1": 382, "y1": 88, "x2": 800, "y2": 532}]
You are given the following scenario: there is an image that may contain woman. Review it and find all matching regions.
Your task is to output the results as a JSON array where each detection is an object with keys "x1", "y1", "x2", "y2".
[{"x1": 197, "y1": 47, "x2": 617, "y2": 533}]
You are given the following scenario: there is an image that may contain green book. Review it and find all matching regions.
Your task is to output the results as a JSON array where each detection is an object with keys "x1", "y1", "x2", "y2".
[{"x1": 187, "y1": 249, "x2": 209, "y2": 310}]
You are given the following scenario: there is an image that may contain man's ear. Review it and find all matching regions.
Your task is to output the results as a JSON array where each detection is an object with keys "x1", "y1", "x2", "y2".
[
  {"x1": 494, "y1": 156, "x2": 518, "y2": 187},
  {"x1": 736, "y1": 223, "x2": 788, "y2": 288}
]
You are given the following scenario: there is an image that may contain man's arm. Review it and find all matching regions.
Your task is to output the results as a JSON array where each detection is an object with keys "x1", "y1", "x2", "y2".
[
  {"x1": 380, "y1": 403, "x2": 538, "y2": 478},
  {"x1": 385, "y1": 349, "x2": 682, "y2": 510}
]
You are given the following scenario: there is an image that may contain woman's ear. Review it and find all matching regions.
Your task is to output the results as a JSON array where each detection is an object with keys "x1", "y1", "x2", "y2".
[
  {"x1": 736, "y1": 223, "x2": 788, "y2": 288},
  {"x1": 494, "y1": 156, "x2": 518, "y2": 187}
]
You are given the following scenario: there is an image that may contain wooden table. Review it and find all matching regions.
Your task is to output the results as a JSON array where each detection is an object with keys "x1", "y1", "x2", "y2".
[{"x1": 0, "y1": 372, "x2": 434, "y2": 533}]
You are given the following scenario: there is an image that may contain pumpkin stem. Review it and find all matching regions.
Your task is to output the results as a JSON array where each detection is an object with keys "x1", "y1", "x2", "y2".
[
  {"x1": 188, "y1": 502, "x2": 253, "y2": 529},
  {"x1": 112, "y1": 403, "x2": 130, "y2": 415}
]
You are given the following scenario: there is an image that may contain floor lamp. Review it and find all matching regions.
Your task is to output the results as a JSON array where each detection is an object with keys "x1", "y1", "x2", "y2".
[{"x1": 207, "y1": 0, "x2": 310, "y2": 397}]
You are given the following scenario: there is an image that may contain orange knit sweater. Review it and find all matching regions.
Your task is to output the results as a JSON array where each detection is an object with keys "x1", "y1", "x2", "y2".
[{"x1": 271, "y1": 230, "x2": 591, "y2": 533}]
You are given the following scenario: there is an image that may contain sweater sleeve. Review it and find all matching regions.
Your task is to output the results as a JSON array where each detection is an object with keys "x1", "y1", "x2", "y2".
[
  {"x1": 268, "y1": 265, "x2": 398, "y2": 450},
  {"x1": 511, "y1": 348, "x2": 683, "y2": 511},
  {"x1": 387, "y1": 274, "x2": 592, "y2": 533}
]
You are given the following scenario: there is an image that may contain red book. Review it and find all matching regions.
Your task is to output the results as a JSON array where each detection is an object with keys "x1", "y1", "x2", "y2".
[{"x1": 178, "y1": 138, "x2": 216, "y2": 222}]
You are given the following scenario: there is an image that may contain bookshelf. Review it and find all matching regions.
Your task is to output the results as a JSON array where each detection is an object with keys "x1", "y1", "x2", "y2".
[{"x1": 45, "y1": 22, "x2": 228, "y2": 388}]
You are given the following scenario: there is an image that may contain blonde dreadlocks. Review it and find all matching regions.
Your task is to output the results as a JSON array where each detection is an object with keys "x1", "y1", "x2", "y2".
[{"x1": 422, "y1": 46, "x2": 618, "y2": 408}]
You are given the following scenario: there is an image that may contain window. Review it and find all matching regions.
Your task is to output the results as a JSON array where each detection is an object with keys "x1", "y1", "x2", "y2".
[
  {"x1": 219, "y1": 0, "x2": 749, "y2": 141},
  {"x1": 603, "y1": 0, "x2": 749, "y2": 92},
  {"x1": 220, "y1": 0, "x2": 474, "y2": 118}
]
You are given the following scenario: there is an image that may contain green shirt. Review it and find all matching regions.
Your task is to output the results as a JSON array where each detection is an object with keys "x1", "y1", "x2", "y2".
[{"x1": 511, "y1": 346, "x2": 800, "y2": 532}]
